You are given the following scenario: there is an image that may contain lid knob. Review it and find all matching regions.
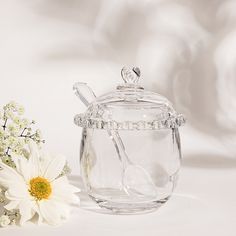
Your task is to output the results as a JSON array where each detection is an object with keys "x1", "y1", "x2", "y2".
[{"x1": 121, "y1": 67, "x2": 141, "y2": 84}]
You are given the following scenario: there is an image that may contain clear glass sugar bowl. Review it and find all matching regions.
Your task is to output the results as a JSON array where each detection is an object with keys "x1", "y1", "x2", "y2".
[{"x1": 74, "y1": 67, "x2": 185, "y2": 214}]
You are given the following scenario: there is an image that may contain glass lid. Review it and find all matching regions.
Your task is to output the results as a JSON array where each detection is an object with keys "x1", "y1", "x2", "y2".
[{"x1": 74, "y1": 67, "x2": 186, "y2": 130}]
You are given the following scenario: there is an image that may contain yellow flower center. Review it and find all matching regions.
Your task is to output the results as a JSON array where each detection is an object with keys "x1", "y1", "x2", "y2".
[{"x1": 29, "y1": 177, "x2": 52, "y2": 201}]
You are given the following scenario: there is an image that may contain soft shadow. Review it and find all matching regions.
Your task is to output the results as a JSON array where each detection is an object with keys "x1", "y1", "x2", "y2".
[
  {"x1": 182, "y1": 153, "x2": 236, "y2": 169},
  {"x1": 69, "y1": 175, "x2": 119, "y2": 215},
  {"x1": 68, "y1": 175, "x2": 159, "y2": 215}
]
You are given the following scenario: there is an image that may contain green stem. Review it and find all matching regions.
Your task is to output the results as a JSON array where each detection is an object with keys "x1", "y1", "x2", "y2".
[
  {"x1": 20, "y1": 127, "x2": 27, "y2": 136},
  {"x1": 2, "y1": 118, "x2": 7, "y2": 130},
  {"x1": 5, "y1": 147, "x2": 11, "y2": 156}
]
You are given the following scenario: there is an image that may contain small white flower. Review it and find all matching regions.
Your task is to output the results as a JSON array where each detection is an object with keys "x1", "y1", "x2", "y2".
[
  {"x1": 7, "y1": 124, "x2": 19, "y2": 136},
  {"x1": 0, "y1": 128, "x2": 4, "y2": 138},
  {"x1": 13, "y1": 117, "x2": 21, "y2": 125},
  {"x1": 0, "y1": 215, "x2": 11, "y2": 227},
  {"x1": 4, "y1": 110, "x2": 14, "y2": 120},
  {"x1": 17, "y1": 106, "x2": 24, "y2": 116},
  {"x1": 0, "y1": 142, "x2": 80, "y2": 226},
  {"x1": 6, "y1": 136, "x2": 17, "y2": 146},
  {"x1": 21, "y1": 119, "x2": 29, "y2": 128},
  {"x1": 35, "y1": 129, "x2": 42, "y2": 138}
]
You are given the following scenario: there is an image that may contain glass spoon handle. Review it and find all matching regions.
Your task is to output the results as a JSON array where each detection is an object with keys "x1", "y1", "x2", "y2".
[{"x1": 73, "y1": 82, "x2": 130, "y2": 166}]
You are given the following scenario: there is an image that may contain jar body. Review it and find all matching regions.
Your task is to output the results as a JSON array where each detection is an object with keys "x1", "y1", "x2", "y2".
[{"x1": 80, "y1": 127, "x2": 181, "y2": 214}]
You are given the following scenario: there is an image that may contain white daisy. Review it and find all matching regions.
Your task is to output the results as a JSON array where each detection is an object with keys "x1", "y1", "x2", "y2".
[{"x1": 0, "y1": 143, "x2": 80, "y2": 226}]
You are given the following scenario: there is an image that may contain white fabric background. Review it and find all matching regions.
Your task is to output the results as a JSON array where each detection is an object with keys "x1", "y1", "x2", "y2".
[{"x1": 0, "y1": 0, "x2": 236, "y2": 235}]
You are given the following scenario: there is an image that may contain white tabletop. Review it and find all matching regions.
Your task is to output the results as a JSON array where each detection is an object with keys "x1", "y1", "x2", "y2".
[{"x1": 1, "y1": 127, "x2": 236, "y2": 236}]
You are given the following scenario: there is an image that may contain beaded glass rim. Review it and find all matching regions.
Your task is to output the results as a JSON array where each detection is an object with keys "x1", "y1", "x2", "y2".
[{"x1": 74, "y1": 113, "x2": 186, "y2": 130}]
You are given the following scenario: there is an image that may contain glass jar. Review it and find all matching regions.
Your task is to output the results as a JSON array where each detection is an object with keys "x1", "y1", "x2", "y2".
[{"x1": 74, "y1": 67, "x2": 185, "y2": 214}]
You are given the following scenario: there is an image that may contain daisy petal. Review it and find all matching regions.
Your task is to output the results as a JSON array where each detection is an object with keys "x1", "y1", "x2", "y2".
[
  {"x1": 4, "y1": 200, "x2": 20, "y2": 210},
  {"x1": 52, "y1": 176, "x2": 80, "y2": 204},
  {"x1": 28, "y1": 141, "x2": 41, "y2": 177},
  {"x1": 28, "y1": 141, "x2": 40, "y2": 160},
  {"x1": 43, "y1": 155, "x2": 66, "y2": 181},
  {"x1": 11, "y1": 154, "x2": 31, "y2": 182},
  {"x1": 39, "y1": 200, "x2": 69, "y2": 225},
  {"x1": 18, "y1": 200, "x2": 35, "y2": 225},
  {"x1": 0, "y1": 161, "x2": 25, "y2": 187},
  {"x1": 5, "y1": 183, "x2": 30, "y2": 201},
  {"x1": 29, "y1": 202, "x2": 43, "y2": 225},
  {"x1": 38, "y1": 151, "x2": 51, "y2": 175}
]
